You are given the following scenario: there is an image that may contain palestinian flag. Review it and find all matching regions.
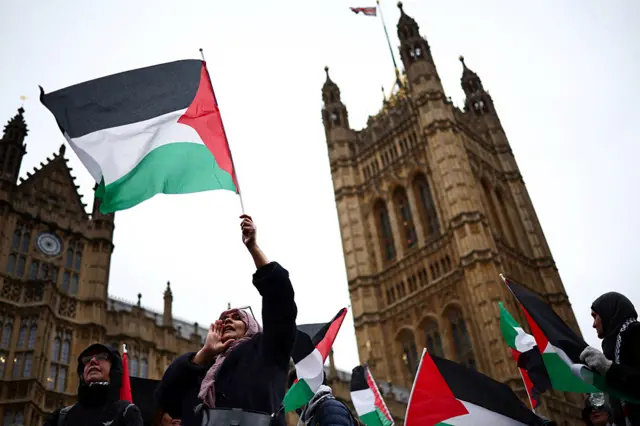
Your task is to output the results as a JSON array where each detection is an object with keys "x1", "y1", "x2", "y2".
[
  {"x1": 499, "y1": 303, "x2": 551, "y2": 409},
  {"x1": 350, "y1": 365, "x2": 394, "y2": 426},
  {"x1": 505, "y1": 278, "x2": 640, "y2": 403},
  {"x1": 283, "y1": 308, "x2": 347, "y2": 412},
  {"x1": 350, "y1": 6, "x2": 377, "y2": 16},
  {"x1": 40, "y1": 59, "x2": 238, "y2": 214},
  {"x1": 504, "y1": 277, "x2": 601, "y2": 393},
  {"x1": 405, "y1": 350, "x2": 543, "y2": 426},
  {"x1": 120, "y1": 344, "x2": 133, "y2": 402}
]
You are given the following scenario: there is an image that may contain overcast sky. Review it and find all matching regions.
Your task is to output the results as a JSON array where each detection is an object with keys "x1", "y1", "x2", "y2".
[{"x1": 1, "y1": 0, "x2": 639, "y2": 373}]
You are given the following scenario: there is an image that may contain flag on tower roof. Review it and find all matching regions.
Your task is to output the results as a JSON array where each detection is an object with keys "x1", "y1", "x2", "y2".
[
  {"x1": 405, "y1": 350, "x2": 544, "y2": 426},
  {"x1": 40, "y1": 59, "x2": 238, "y2": 214},
  {"x1": 499, "y1": 302, "x2": 551, "y2": 409},
  {"x1": 350, "y1": 6, "x2": 377, "y2": 16},
  {"x1": 283, "y1": 308, "x2": 348, "y2": 412},
  {"x1": 350, "y1": 364, "x2": 394, "y2": 426},
  {"x1": 504, "y1": 277, "x2": 640, "y2": 403}
]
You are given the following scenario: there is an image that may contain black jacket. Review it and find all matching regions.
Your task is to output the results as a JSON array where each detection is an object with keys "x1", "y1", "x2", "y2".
[
  {"x1": 43, "y1": 343, "x2": 144, "y2": 426},
  {"x1": 606, "y1": 324, "x2": 640, "y2": 425},
  {"x1": 155, "y1": 262, "x2": 297, "y2": 426},
  {"x1": 311, "y1": 399, "x2": 355, "y2": 426}
]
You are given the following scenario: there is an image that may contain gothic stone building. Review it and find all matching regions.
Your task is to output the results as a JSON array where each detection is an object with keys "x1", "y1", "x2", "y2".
[
  {"x1": 0, "y1": 107, "x2": 207, "y2": 425},
  {"x1": 320, "y1": 3, "x2": 585, "y2": 424}
]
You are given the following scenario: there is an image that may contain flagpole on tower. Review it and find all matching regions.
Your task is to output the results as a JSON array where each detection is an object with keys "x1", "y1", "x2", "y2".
[
  {"x1": 199, "y1": 48, "x2": 246, "y2": 215},
  {"x1": 376, "y1": 0, "x2": 403, "y2": 90}
]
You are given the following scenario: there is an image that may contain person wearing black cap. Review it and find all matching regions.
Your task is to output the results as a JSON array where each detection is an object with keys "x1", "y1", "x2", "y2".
[
  {"x1": 582, "y1": 393, "x2": 616, "y2": 426},
  {"x1": 43, "y1": 343, "x2": 144, "y2": 426}
]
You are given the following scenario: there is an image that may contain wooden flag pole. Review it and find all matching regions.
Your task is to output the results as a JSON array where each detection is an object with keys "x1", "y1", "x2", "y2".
[
  {"x1": 376, "y1": 0, "x2": 403, "y2": 90},
  {"x1": 199, "y1": 48, "x2": 246, "y2": 214}
]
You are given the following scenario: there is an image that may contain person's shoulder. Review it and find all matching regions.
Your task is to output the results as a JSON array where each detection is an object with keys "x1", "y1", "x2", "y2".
[{"x1": 314, "y1": 398, "x2": 355, "y2": 425}]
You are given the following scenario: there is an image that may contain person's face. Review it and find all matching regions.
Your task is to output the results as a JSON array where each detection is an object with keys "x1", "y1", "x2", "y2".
[
  {"x1": 221, "y1": 311, "x2": 247, "y2": 342},
  {"x1": 589, "y1": 409, "x2": 609, "y2": 426},
  {"x1": 591, "y1": 311, "x2": 604, "y2": 339},
  {"x1": 81, "y1": 351, "x2": 111, "y2": 383}
]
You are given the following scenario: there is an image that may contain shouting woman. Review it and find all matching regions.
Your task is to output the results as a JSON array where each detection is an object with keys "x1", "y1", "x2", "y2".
[{"x1": 155, "y1": 215, "x2": 297, "y2": 426}]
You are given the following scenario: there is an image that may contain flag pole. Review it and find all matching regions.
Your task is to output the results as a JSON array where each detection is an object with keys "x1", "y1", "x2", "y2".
[
  {"x1": 376, "y1": 0, "x2": 402, "y2": 89},
  {"x1": 199, "y1": 48, "x2": 246, "y2": 215}
]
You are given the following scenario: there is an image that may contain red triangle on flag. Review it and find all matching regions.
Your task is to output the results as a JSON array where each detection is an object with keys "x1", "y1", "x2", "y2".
[{"x1": 405, "y1": 349, "x2": 468, "y2": 426}]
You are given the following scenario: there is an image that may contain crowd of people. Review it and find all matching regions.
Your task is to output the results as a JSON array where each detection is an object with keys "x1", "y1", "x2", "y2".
[{"x1": 41, "y1": 215, "x2": 639, "y2": 426}]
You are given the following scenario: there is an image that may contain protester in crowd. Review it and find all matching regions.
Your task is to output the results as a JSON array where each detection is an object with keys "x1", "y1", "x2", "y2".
[
  {"x1": 43, "y1": 343, "x2": 144, "y2": 426},
  {"x1": 287, "y1": 370, "x2": 356, "y2": 426},
  {"x1": 580, "y1": 292, "x2": 640, "y2": 425},
  {"x1": 155, "y1": 214, "x2": 297, "y2": 426},
  {"x1": 582, "y1": 393, "x2": 616, "y2": 426}
]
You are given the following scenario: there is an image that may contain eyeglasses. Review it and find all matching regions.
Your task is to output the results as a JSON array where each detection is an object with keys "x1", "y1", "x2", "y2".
[
  {"x1": 223, "y1": 305, "x2": 257, "y2": 323},
  {"x1": 81, "y1": 352, "x2": 109, "y2": 365}
]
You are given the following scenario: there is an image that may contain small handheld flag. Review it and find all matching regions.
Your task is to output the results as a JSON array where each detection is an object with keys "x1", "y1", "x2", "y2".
[{"x1": 120, "y1": 344, "x2": 133, "y2": 402}]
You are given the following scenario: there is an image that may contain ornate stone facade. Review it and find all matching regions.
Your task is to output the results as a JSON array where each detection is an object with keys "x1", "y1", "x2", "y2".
[
  {"x1": 318, "y1": 3, "x2": 585, "y2": 424},
  {"x1": 0, "y1": 108, "x2": 206, "y2": 425}
]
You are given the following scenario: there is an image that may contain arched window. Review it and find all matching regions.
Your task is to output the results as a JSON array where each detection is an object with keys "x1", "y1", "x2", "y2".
[
  {"x1": 140, "y1": 358, "x2": 148, "y2": 378},
  {"x1": 28, "y1": 325, "x2": 37, "y2": 349},
  {"x1": 423, "y1": 319, "x2": 444, "y2": 358},
  {"x1": 130, "y1": 357, "x2": 139, "y2": 377},
  {"x1": 374, "y1": 201, "x2": 396, "y2": 262},
  {"x1": 393, "y1": 188, "x2": 418, "y2": 249},
  {"x1": 448, "y1": 308, "x2": 475, "y2": 369},
  {"x1": 413, "y1": 175, "x2": 439, "y2": 237},
  {"x1": 17, "y1": 325, "x2": 27, "y2": 348},
  {"x1": 397, "y1": 329, "x2": 418, "y2": 378},
  {"x1": 1, "y1": 322, "x2": 12, "y2": 349},
  {"x1": 495, "y1": 189, "x2": 517, "y2": 247},
  {"x1": 6, "y1": 254, "x2": 15, "y2": 274},
  {"x1": 481, "y1": 180, "x2": 502, "y2": 238},
  {"x1": 61, "y1": 339, "x2": 71, "y2": 364},
  {"x1": 51, "y1": 338, "x2": 61, "y2": 361},
  {"x1": 70, "y1": 275, "x2": 79, "y2": 295}
]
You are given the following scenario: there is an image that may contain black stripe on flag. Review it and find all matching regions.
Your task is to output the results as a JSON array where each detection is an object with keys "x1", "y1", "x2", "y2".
[
  {"x1": 309, "y1": 308, "x2": 347, "y2": 346},
  {"x1": 40, "y1": 59, "x2": 202, "y2": 138},
  {"x1": 350, "y1": 365, "x2": 368, "y2": 392},
  {"x1": 291, "y1": 329, "x2": 316, "y2": 364},
  {"x1": 507, "y1": 278, "x2": 587, "y2": 361},
  {"x1": 431, "y1": 355, "x2": 544, "y2": 425}
]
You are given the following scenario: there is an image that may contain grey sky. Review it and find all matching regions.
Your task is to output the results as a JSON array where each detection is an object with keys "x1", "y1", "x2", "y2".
[{"x1": 1, "y1": 0, "x2": 639, "y2": 372}]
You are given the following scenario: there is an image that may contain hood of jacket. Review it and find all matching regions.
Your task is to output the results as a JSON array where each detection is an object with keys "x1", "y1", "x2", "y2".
[
  {"x1": 591, "y1": 292, "x2": 638, "y2": 359},
  {"x1": 76, "y1": 343, "x2": 123, "y2": 406},
  {"x1": 297, "y1": 385, "x2": 334, "y2": 425}
]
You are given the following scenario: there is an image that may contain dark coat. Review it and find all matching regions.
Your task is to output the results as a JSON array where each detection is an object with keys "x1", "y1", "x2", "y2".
[
  {"x1": 155, "y1": 262, "x2": 297, "y2": 426},
  {"x1": 43, "y1": 343, "x2": 144, "y2": 426},
  {"x1": 605, "y1": 324, "x2": 640, "y2": 425},
  {"x1": 310, "y1": 399, "x2": 356, "y2": 426}
]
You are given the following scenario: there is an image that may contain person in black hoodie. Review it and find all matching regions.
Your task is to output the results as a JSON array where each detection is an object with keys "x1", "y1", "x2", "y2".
[
  {"x1": 155, "y1": 215, "x2": 298, "y2": 426},
  {"x1": 580, "y1": 292, "x2": 640, "y2": 425},
  {"x1": 43, "y1": 343, "x2": 144, "y2": 426}
]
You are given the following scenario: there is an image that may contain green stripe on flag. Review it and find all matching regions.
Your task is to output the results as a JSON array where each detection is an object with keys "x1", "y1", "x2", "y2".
[
  {"x1": 541, "y1": 351, "x2": 598, "y2": 393},
  {"x1": 283, "y1": 379, "x2": 315, "y2": 412}
]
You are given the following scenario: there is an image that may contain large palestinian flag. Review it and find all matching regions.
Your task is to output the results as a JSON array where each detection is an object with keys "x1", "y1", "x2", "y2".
[
  {"x1": 405, "y1": 350, "x2": 543, "y2": 426},
  {"x1": 499, "y1": 303, "x2": 551, "y2": 408},
  {"x1": 40, "y1": 59, "x2": 238, "y2": 214},
  {"x1": 283, "y1": 308, "x2": 347, "y2": 412},
  {"x1": 350, "y1": 365, "x2": 394, "y2": 426},
  {"x1": 505, "y1": 277, "x2": 640, "y2": 402},
  {"x1": 504, "y1": 277, "x2": 601, "y2": 393}
]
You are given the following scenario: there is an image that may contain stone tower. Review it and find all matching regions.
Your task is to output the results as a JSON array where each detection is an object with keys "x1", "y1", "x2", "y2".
[{"x1": 322, "y1": 3, "x2": 583, "y2": 423}]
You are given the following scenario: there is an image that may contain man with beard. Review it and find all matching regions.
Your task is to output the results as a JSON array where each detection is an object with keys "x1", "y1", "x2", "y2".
[{"x1": 44, "y1": 343, "x2": 144, "y2": 426}]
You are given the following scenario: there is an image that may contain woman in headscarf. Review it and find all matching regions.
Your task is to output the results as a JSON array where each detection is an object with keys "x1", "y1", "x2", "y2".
[
  {"x1": 155, "y1": 215, "x2": 297, "y2": 426},
  {"x1": 580, "y1": 292, "x2": 640, "y2": 425}
]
